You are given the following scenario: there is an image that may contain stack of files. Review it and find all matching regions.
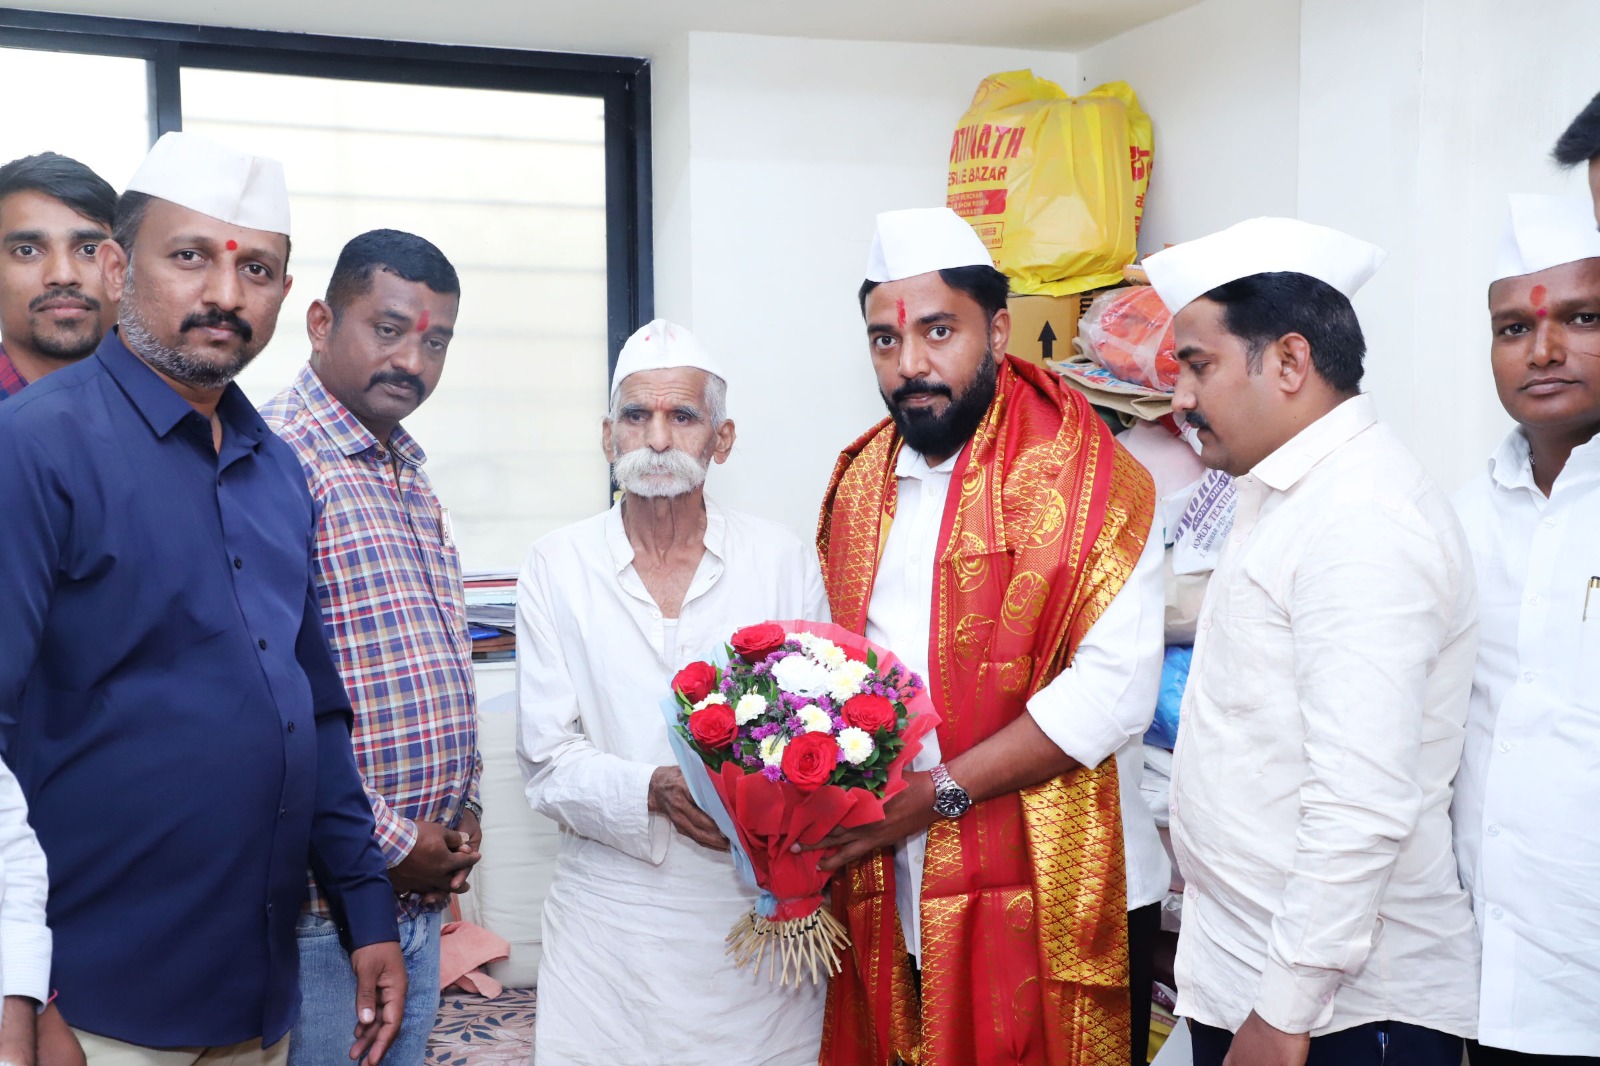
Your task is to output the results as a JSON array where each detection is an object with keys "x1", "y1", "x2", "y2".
[{"x1": 465, "y1": 570, "x2": 517, "y2": 662}]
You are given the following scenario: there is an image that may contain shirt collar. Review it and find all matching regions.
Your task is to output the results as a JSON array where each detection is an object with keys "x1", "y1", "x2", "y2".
[
  {"x1": 96, "y1": 328, "x2": 268, "y2": 444},
  {"x1": 604, "y1": 494, "x2": 729, "y2": 575},
  {"x1": 1488, "y1": 426, "x2": 1600, "y2": 493},
  {"x1": 1251, "y1": 393, "x2": 1379, "y2": 492},
  {"x1": 293, "y1": 364, "x2": 426, "y2": 466},
  {"x1": 0, "y1": 343, "x2": 28, "y2": 399},
  {"x1": 894, "y1": 443, "x2": 962, "y2": 480}
]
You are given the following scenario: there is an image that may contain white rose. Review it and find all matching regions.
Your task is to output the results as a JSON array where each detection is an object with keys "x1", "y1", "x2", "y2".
[
  {"x1": 734, "y1": 693, "x2": 767, "y2": 725},
  {"x1": 691, "y1": 693, "x2": 728, "y2": 711},
  {"x1": 826, "y1": 660, "x2": 873, "y2": 703},
  {"x1": 759, "y1": 734, "x2": 789, "y2": 767},
  {"x1": 797, "y1": 705, "x2": 834, "y2": 734},
  {"x1": 770, "y1": 655, "x2": 833, "y2": 699},
  {"x1": 836, "y1": 727, "x2": 874, "y2": 766}
]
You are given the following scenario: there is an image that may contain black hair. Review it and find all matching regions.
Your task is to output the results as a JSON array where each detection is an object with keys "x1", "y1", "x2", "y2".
[
  {"x1": 113, "y1": 189, "x2": 293, "y2": 268},
  {"x1": 858, "y1": 263, "x2": 1011, "y2": 319},
  {"x1": 326, "y1": 229, "x2": 459, "y2": 319},
  {"x1": 1554, "y1": 91, "x2": 1600, "y2": 168},
  {"x1": 1201, "y1": 271, "x2": 1366, "y2": 394},
  {"x1": 0, "y1": 152, "x2": 116, "y2": 229}
]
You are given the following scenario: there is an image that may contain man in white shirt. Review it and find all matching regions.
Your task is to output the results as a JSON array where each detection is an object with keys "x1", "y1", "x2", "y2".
[
  {"x1": 1145, "y1": 218, "x2": 1481, "y2": 1066},
  {"x1": 515, "y1": 319, "x2": 827, "y2": 1066},
  {"x1": 1453, "y1": 194, "x2": 1600, "y2": 1066},
  {"x1": 814, "y1": 208, "x2": 1167, "y2": 1066}
]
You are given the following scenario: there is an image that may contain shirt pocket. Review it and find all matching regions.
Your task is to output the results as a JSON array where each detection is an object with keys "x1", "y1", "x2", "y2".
[{"x1": 1199, "y1": 571, "x2": 1273, "y2": 715}]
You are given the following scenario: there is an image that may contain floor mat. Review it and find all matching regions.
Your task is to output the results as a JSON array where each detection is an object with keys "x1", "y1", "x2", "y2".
[{"x1": 425, "y1": 988, "x2": 537, "y2": 1065}]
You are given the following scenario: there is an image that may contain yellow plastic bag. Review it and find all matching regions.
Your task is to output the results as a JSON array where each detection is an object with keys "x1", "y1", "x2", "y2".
[{"x1": 947, "y1": 71, "x2": 1153, "y2": 297}]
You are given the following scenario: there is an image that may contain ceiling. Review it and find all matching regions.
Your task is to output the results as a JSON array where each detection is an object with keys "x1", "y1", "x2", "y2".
[{"x1": 14, "y1": 0, "x2": 1205, "y2": 56}]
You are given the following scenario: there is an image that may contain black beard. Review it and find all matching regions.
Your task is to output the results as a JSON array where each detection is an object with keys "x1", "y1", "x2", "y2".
[
  {"x1": 30, "y1": 328, "x2": 100, "y2": 362},
  {"x1": 882, "y1": 349, "x2": 999, "y2": 458}
]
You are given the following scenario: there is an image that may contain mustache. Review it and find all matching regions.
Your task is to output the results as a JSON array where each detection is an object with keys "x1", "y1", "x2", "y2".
[
  {"x1": 1184, "y1": 410, "x2": 1213, "y2": 432},
  {"x1": 890, "y1": 378, "x2": 953, "y2": 406},
  {"x1": 28, "y1": 287, "x2": 102, "y2": 313},
  {"x1": 179, "y1": 308, "x2": 254, "y2": 343},
  {"x1": 369, "y1": 369, "x2": 425, "y2": 398}
]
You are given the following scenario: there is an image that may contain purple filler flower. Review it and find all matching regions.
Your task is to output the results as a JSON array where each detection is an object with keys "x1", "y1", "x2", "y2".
[{"x1": 761, "y1": 765, "x2": 783, "y2": 783}]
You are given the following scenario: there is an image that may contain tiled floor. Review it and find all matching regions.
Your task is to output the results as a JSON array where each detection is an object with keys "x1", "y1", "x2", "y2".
[{"x1": 425, "y1": 988, "x2": 537, "y2": 1065}]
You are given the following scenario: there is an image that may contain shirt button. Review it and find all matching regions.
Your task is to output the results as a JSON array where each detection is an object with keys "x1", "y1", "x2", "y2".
[
  {"x1": 233, "y1": 557, "x2": 243, "y2": 570},
  {"x1": 1201, "y1": 618, "x2": 1213, "y2": 631},
  {"x1": 287, "y1": 721, "x2": 296, "y2": 734},
  {"x1": 258, "y1": 638, "x2": 268, "y2": 650},
  {"x1": 1185, "y1": 886, "x2": 1198, "y2": 899},
  {"x1": 216, "y1": 476, "x2": 224, "y2": 487},
  {"x1": 1541, "y1": 516, "x2": 1556, "y2": 528},
  {"x1": 1487, "y1": 824, "x2": 1501, "y2": 836},
  {"x1": 1522, "y1": 670, "x2": 1536, "y2": 684},
  {"x1": 279, "y1": 807, "x2": 286, "y2": 819},
  {"x1": 1498, "y1": 740, "x2": 1512, "y2": 754},
  {"x1": 1528, "y1": 593, "x2": 1542, "y2": 605},
  {"x1": 1491, "y1": 906, "x2": 1504, "y2": 920}
]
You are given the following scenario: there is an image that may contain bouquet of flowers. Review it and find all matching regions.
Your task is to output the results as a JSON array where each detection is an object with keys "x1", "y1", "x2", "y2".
[{"x1": 660, "y1": 620, "x2": 938, "y2": 986}]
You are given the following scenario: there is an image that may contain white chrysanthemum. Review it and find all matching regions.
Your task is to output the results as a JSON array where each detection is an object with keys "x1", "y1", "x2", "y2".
[
  {"x1": 836, "y1": 727, "x2": 874, "y2": 765},
  {"x1": 797, "y1": 705, "x2": 834, "y2": 734},
  {"x1": 814, "y1": 643, "x2": 848, "y2": 670},
  {"x1": 771, "y1": 654, "x2": 833, "y2": 699},
  {"x1": 759, "y1": 734, "x2": 789, "y2": 767},
  {"x1": 691, "y1": 693, "x2": 728, "y2": 711},
  {"x1": 826, "y1": 660, "x2": 873, "y2": 703},
  {"x1": 734, "y1": 693, "x2": 767, "y2": 725}
]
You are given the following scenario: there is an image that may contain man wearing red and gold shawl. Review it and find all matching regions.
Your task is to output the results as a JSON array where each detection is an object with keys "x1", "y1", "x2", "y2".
[{"x1": 812, "y1": 208, "x2": 1168, "y2": 1066}]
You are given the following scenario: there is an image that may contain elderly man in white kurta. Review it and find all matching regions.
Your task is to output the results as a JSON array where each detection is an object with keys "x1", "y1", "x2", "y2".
[
  {"x1": 515, "y1": 319, "x2": 827, "y2": 1066},
  {"x1": 1453, "y1": 195, "x2": 1600, "y2": 1066},
  {"x1": 1146, "y1": 219, "x2": 1481, "y2": 1066}
]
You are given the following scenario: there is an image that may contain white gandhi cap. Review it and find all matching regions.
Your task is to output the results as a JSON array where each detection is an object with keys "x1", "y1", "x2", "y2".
[
  {"x1": 864, "y1": 207, "x2": 994, "y2": 283},
  {"x1": 1491, "y1": 194, "x2": 1600, "y2": 282},
  {"x1": 610, "y1": 319, "x2": 727, "y2": 401},
  {"x1": 1144, "y1": 217, "x2": 1385, "y2": 314},
  {"x1": 125, "y1": 131, "x2": 291, "y2": 237}
]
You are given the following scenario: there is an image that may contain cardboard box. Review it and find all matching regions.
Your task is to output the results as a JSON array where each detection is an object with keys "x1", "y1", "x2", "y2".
[{"x1": 1006, "y1": 291, "x2": 1101, "y2": 367}]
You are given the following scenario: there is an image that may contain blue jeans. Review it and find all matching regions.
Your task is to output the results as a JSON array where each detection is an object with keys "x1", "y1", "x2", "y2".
[{"x1": 289, "y1": 908, "x2": 441, "y2": 1066}]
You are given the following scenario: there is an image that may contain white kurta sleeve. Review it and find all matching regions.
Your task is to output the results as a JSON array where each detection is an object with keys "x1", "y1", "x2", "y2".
[
  {"x1": 1025, "y1": 512, "x2": 1165, "y2": 768},
  {"x1": 0, "y1": 761, "x2": 50, "y2": 1004},
  {"x1": 1252, "y1": 505, "x2": 1455, "y2": 1034},
  {"x1": 514, "y1": 550, "x2": 669, "y2": 866},
  {"x1": 802, "y1": 549, "x2": 829, "y2": 623}
]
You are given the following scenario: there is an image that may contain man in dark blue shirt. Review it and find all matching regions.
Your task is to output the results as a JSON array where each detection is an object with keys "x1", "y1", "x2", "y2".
[{"x1": 0, "y1": 131, "x2": 405, "y2": 1065}]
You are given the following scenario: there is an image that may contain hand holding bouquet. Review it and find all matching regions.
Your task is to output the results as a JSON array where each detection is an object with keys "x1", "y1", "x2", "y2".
[{"x1": 661, "y1": 620, "x2": 938, "y2": 985}]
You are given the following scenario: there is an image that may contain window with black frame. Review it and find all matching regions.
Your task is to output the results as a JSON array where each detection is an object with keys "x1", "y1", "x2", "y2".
[{"x1": 0, "y1": 9, "x2": 652, "y2": 569}]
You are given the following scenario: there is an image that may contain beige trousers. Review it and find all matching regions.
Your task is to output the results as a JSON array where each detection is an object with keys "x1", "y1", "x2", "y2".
[{"x1": 72, "y1": 1030, "x2": 289, "y2": 1066}]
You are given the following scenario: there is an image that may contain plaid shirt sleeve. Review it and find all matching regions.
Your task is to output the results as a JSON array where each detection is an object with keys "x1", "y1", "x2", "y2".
[
  {"x1": 465, "y1": 750, "x2": 483, "y2": 810},
  {"x1": 364, "y1": 778, "x2": 419, "y2": 867}
]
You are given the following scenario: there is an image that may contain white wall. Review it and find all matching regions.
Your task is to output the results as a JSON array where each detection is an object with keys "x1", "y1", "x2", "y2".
[
  {"x1": 1076, "y1": 0, "x2": 1301, "y2": 255},
  {"x1": 653, "y1": 32, "x2": 1079, "y2": 537}
]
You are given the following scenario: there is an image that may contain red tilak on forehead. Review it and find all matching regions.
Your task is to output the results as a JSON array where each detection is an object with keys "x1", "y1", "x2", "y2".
[
  {"x1": 416, "y1": 310, "x2": 431, "y2": 332},
  {"x1": 225, "y1": 239, "x2": 238, "y2": 251},
  {"x1": 1531, "y1": 284, "x2": 1548, "y2": 317},
  {"x1": 896, "y1": 298, "x2": 907, "y2": 329}
]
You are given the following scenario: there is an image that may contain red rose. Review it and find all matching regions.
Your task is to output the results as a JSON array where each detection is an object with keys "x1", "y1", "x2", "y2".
[
  {"x1": 842, "y1": 693, "x2": 897, "y2": 735},
  {"x1": 672, "y1": 661, "x2": 717, "y2": 704},
  {"x1": 781, "y1": 731, "x2": 839, "y2": 793},
  {"x1": 687, "y1": 703, "x2": 738, "y2": 749},
  {"x1": 730, "y1": 623, "x2": 787, "y2": 664}
]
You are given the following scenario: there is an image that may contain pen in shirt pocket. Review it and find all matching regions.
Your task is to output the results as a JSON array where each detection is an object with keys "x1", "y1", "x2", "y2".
[
  {"x1": 1586, "y1": 575, "x2": 1599, "y2": 622},
  {"x1": 441, "y1": 507, "x2": 455, "y2": 550}
]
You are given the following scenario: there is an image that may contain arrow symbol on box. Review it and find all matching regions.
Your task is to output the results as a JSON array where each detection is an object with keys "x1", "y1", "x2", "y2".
[{"x1": 1038, "y1": 322, "x2": 1057, "y2": 362}]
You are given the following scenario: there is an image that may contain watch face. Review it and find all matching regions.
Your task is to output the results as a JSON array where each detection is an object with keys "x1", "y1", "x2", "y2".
[{"x1": 933, "y1": 788, "x2": 971, "y2": 819}]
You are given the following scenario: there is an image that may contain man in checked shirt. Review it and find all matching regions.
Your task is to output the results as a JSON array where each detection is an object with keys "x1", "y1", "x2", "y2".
[{"x1": 262, "y1": 229, "x2": 481, "y2": 1066}]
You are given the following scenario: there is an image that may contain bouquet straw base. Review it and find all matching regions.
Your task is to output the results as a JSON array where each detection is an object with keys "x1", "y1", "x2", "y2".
[{"x1": 726, "y1": 907, "x2": 851, "y2": 987}]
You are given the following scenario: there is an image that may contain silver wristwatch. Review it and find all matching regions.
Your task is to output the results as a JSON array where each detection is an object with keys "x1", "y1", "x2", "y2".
[{"x1": 930, "y1": 763, "x2": 972, "y2": 819}]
